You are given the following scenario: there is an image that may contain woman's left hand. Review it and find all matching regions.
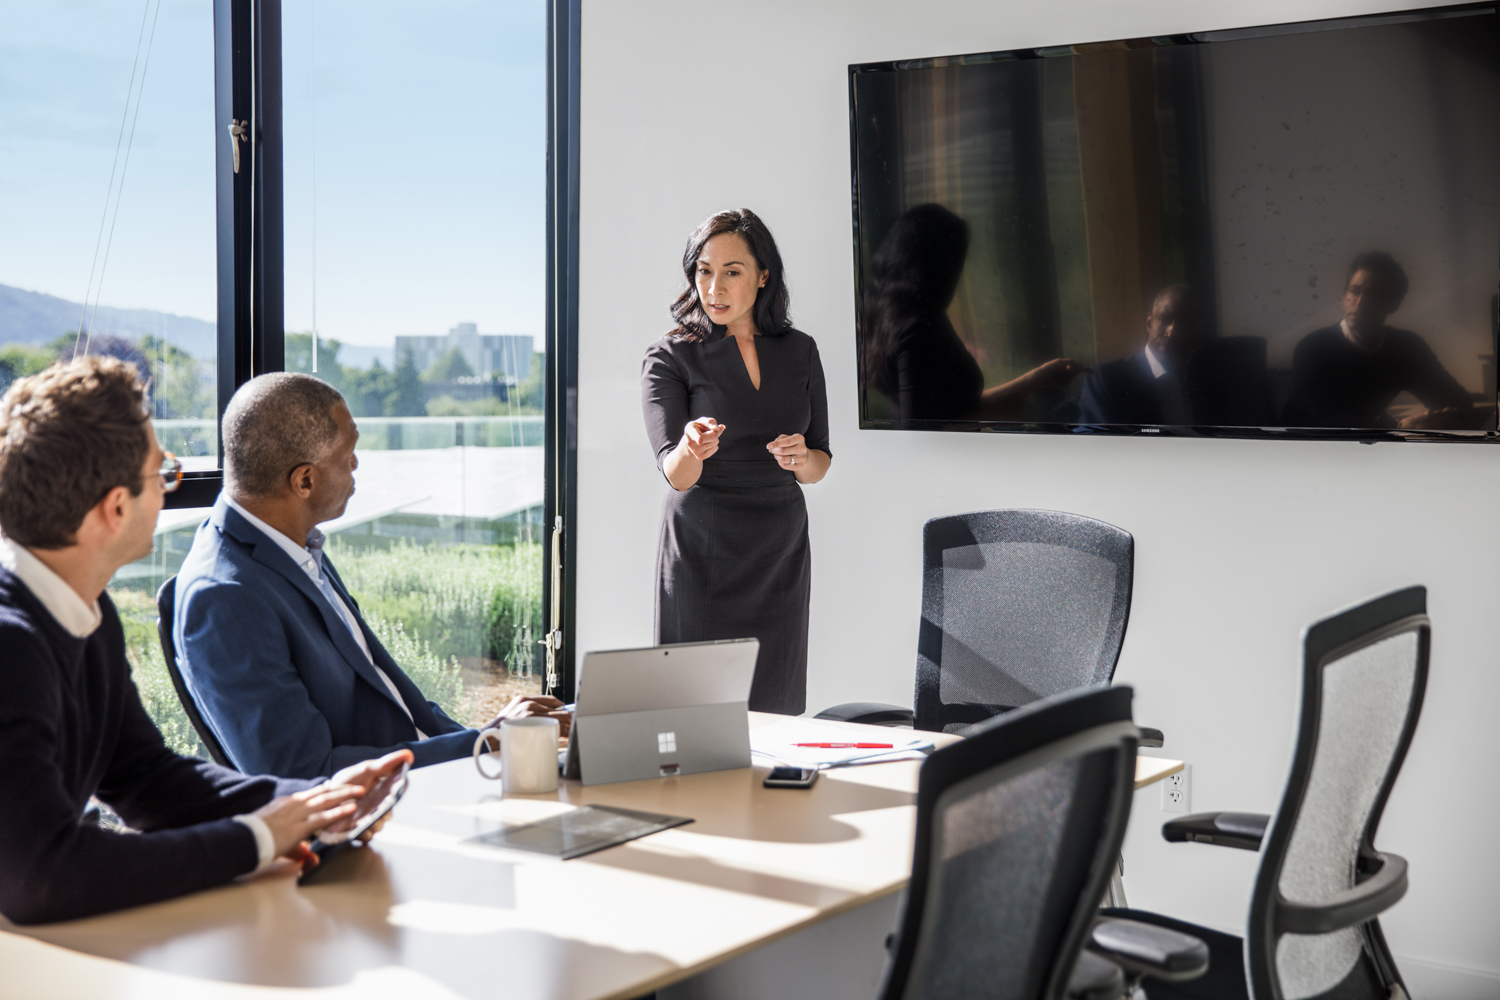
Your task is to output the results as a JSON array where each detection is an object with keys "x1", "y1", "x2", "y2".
[{"x1": 767, "y1": 433, "x2": 808, "y2": 471}]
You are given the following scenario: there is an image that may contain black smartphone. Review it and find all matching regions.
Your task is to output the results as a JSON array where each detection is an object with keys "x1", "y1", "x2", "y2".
[{"x1": 763, "y1": 766, "x2": 819, "y2": 789}]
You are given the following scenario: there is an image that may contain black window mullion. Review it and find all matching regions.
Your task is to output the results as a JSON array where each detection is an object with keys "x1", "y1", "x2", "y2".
[
  {"x1": 544, "y1": 0, "x2": 581, "y2": 698},
  {"x1": 252, "y1": 0, "x2": 284, "y2": 377}
]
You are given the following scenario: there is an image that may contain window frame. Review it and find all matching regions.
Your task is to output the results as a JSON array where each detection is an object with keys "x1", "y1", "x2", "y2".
[
  {"x1": 545, "y1": 0, "x2": 581, "y2": 699},
  {"x1": 171, "y1": 0, "x2": 577, "y2": 697}
]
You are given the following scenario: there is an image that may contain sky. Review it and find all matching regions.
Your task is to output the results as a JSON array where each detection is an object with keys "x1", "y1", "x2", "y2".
[{"x1": 0, "y1": 0, "x2": 545, "y2": 351}]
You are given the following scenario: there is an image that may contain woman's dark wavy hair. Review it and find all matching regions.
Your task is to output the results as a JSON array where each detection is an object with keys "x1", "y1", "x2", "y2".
[
  {"x1": 861, "y1": 204, "x2": 970, "y2": 396},
  {"x1": 668, "y1": 209, "x2": 792, "y2": 342}
]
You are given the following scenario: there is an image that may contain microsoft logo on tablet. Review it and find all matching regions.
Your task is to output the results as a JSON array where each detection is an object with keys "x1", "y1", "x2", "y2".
[{"x1": 657, "y1": 732, "x2": 677, "y2": 754}]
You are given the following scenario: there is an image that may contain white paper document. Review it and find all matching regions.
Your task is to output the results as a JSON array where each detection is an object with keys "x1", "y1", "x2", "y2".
[{"x1": 749, "y1": 718, "x2": 934, "y2": 769}]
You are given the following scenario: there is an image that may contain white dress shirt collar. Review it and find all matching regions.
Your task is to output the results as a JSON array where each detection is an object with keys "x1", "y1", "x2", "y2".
[
  {"x1": 224, "y1": 495, "x2": 318, "y2": 571},
  {"x1": 1143, "y1": 343, "x2": 1169, "y2": 379},
  {"x1": 1340, "y1": 318, "x2": 1385, "y2": 354},
  {"x1": 0, "y1": 536, "x2": 103, "y2": 639}
]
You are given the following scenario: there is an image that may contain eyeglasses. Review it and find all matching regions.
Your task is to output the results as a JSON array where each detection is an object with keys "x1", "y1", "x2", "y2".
[{"x1": 154, "y1": 452, "x2": 183, "y2": 493}]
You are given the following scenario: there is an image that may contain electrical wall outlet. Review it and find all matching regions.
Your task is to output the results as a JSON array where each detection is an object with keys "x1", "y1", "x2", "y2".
[{"x1": 1161, "y1": 765, "x2": 1190, "y2": 814}]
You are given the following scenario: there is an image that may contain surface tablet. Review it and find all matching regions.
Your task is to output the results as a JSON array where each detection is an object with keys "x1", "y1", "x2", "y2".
[{"x1": 466, "y1": 805, "x2": 692, "y2": 860}]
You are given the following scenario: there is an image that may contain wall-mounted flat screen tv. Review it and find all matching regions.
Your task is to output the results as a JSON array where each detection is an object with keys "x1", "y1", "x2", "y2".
[{"x1": 849, "y1": 4, "x2": 1500, "y2": 441}]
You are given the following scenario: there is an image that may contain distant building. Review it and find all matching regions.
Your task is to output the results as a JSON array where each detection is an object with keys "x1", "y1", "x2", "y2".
[{"x1": 395, "y1": 323, "x2": 533, "y2": 381}]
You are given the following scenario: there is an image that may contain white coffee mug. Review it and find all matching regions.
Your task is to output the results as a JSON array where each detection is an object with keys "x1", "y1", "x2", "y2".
[{"x1": 473, "y1": 717, "x2": 559, "y2": 794}]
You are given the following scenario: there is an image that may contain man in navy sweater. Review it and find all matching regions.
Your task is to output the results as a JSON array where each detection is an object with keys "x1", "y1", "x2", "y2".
[{"x1": 0, "y1": 357, "x2": 410, "y2": 925}]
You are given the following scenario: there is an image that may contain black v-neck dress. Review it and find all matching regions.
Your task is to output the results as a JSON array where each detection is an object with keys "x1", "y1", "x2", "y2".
[{"x1": 641, "y1": 329, "x2": 831, "y2": 715}]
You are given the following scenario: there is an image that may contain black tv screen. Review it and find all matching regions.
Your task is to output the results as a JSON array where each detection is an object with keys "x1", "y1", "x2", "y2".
[{"x1": 849, "y1": 4, "x2": 1500, "y2": 441}]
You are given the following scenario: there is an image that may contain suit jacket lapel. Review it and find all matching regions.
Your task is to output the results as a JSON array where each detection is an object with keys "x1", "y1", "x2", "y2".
[
  {"x1": 321, "y1": 559, "x2": 448, "y2": 735},
  {"x1": 219, "y1": 506, "x2": 413, "y2": 717}
]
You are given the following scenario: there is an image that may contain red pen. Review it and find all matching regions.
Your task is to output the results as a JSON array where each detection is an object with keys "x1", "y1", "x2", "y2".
[{"x1": 793, "y1": 742, "x2": 894, "y2": 749}]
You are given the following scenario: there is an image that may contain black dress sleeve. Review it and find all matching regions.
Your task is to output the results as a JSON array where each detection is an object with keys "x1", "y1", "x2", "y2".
[
  {"x1": 805, "y1": 336, "x2": 831, "y2": 457},
  {"x1": 642, "y1": 340, "x2": 690, "y2": 472}
]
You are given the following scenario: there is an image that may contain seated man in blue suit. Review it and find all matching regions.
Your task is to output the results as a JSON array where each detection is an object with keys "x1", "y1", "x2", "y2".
[
  {"x1": 176, "y1": 372, "x2": 565, "y2": 779},
  {"x1": 1078, "y1": 284, "x2": 1207, "y2": 427}
]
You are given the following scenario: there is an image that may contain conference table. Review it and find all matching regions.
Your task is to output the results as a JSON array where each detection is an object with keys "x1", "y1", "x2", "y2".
[{"x1": 0, "y1": 714, "x2": 1184, "y2": 1000}]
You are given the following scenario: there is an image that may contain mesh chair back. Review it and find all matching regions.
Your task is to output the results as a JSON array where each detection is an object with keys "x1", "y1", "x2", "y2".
[
  {"x1": 881, "y1": 686, "x2": 1139, "y2": 1000},
  {"x1": 1247, "y1": 587, "x2": 1428, "y2": 1000},
  {"x1": 915, "y1": 510, "x2": 1133, "y2": 733},
  {"x1": 155, "y1": 576, "x2": 234, "y2": 767}
]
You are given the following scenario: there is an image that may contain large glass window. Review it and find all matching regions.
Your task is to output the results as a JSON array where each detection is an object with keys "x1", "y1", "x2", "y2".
[
  {"x1": 280, "y1": 1, "x2": 549, "y2": 726},
  {"x1": 2, "y1": 1, "x2": 549, "y2": 755},
  {"x1": 1, "y1": 0, "x2": 218, "y2": 754}
]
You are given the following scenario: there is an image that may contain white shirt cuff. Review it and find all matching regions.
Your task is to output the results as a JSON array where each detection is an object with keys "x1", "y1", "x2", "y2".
[{"x1": 233, "y1": 814, "x2": 277, "y2": 872}]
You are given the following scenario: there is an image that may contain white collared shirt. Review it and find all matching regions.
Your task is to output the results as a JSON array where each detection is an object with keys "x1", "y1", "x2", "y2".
[
  {"x1": 1144, "y1": 344, "x2": 1169, "y2": 379},
  {"x1": 0, "y1": 537, "x2": 102, "y2": 638},
  {"x1": 1340, "y1": 318, "x2": 1384, "y2": 353},
  {"x1": 223, "y1": 496, "x2": 425, "y2": 738},
  {"x1": 0, "y1": 535, "x2": 276, "y2": 871}
]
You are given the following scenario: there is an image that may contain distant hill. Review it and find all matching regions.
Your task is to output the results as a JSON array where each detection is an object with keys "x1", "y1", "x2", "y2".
[{"x1": 0, "y1": 282, "x2": 217, "y2": 359}]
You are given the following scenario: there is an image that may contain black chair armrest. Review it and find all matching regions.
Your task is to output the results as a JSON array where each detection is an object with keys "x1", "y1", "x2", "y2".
[
  {"x1": 813, "y1": 702, "x2": 915, "y2": 727},
  {"x1": 1088, "y1": 917, "x2": 1210, "y2": 983},
  {"x1": 1066, "y1": 949, "x2": 1126, "y2": 1000},
  {"x1": 1277, "y1": 851, "x2": 1408, "y2": 935},
  {"x1": 1163, "y1": 812, "x2": 1269, "y2": 851},
  {"x1": 1138, "y1": 726, "x2": 1164, "y2": 748}
]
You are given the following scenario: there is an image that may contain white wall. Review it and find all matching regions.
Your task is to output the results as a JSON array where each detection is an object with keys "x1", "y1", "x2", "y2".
[{"x1": 575, "y1": 1, "x2": 1500, "y2": 992}]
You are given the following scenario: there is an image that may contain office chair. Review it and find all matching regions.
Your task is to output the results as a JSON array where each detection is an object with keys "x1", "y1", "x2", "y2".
[
  {"x1": 878, "y1": 685, "x2": 1208, "y2": 1000},
  {"x1": 1105, "y1": 586, "x2": 1428, "y2": 1000},
  {"x1": 155, "y1": 575, "x2": 235, "y2": 767},
  {"x1": 819, "y1": 509, "x2": 1162, "y2": 747}
]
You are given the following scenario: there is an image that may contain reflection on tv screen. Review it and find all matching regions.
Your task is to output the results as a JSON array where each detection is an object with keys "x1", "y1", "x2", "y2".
[{"x1": 850, "y1": 7, "x2": 1500, "y2": 440}]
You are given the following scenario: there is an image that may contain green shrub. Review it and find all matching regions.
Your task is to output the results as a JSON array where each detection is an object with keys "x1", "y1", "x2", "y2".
[
  {"x1": 365, "y1": 615, "x2": 469, "y2": 720},
  {"x1": 329, "y1": 539, "x2": 543, "y2": 673},
  {"x1": 107, "y1": 540, "x2": 542, "y2": 752},
  {"x1": 109, "y1": 588, "x2": 208, "y2": 759}
]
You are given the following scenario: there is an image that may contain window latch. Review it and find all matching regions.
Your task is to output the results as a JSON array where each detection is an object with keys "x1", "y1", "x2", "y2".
[{"x1": 228, "y1": 120, "x2": 249, "y2": 174}]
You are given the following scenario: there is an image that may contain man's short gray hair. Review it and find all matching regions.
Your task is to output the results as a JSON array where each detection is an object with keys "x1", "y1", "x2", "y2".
[{"x1": 223, "y1": 373, "x2": 347, "y2": 499}]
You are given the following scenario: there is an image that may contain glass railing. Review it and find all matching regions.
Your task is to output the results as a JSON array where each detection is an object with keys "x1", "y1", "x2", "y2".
[{"x1": 152, "y1": 414, "x2": 544, "y2": 463}]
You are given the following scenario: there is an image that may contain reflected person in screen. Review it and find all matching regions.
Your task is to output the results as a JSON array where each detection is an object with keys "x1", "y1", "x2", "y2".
[
  {"x1": 1078, "y1": 284, "x2": 1207, "y2": 426},
  {"x1": 641, "y1": 209, "x2": 828, "y2": 715},
  {"x1": 0, "y1": 357, "x2": 410, "y2": 925},
  {"x1": 862, "y1": 203, "x2": 1086, "y2": 422},
  {"x1": 174, "y1": 374, "x2": 566, "y2": 780},
  {"x1": 1284, "y1": 252, "x2": 1472, "y2": 429}
]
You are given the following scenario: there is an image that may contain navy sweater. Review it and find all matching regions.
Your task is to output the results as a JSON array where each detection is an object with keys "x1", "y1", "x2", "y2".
[{"x1": 0, "y1": 568, "x2": 313, "y2": 925}]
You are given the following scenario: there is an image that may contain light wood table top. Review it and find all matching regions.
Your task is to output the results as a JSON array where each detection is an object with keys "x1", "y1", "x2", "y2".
[{"x1": 0, "y1": 714, "x2": 1182, "y2": 1000}]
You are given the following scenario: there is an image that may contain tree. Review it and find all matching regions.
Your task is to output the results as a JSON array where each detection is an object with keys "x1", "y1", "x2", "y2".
[
  {"x1": 0, "y1": 343, "x2": 55, "y2": 382},
  {"x1": 284, "y1": 332, "x2": 347, "y2": 397},
  {"x1": 138, "y1": 334, "x2": 211, "y2": 419},
  {"x1": 346, "y1": 359, "x2": 394, "y2": 417},
  {"x1": 423, "y1": 345, "x2": 475, "y2": 382},
  {"x1": 388, "y1": 349, "x2": 426, "y2": 417}
]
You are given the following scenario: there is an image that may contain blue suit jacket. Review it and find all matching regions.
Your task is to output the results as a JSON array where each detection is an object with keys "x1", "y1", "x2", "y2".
[
  {"x1": 174, "y1": 499, "x2": 475, "y2": 779},
  {"x1": 1077, "y1": 351, "x2": 1165, "y2": 426}
]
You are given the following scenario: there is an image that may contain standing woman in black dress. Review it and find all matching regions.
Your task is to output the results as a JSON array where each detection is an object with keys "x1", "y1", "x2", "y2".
[{"x1": 641, "y1": 209, "x2": 830, "y2": 715}]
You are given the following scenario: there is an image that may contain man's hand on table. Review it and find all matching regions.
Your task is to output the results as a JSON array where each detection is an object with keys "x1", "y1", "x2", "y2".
[
  {"x1": 480, "y1": 694, "x2": 572, "y2": 740},
  {"x1": 252, "y1": 749, "x2": 415, "y2": 867}
]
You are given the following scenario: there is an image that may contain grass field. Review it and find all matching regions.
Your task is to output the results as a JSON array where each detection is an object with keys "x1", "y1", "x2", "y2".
[{"x1": 111, "y1": 539, "x2": 543, "y2": 757}]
